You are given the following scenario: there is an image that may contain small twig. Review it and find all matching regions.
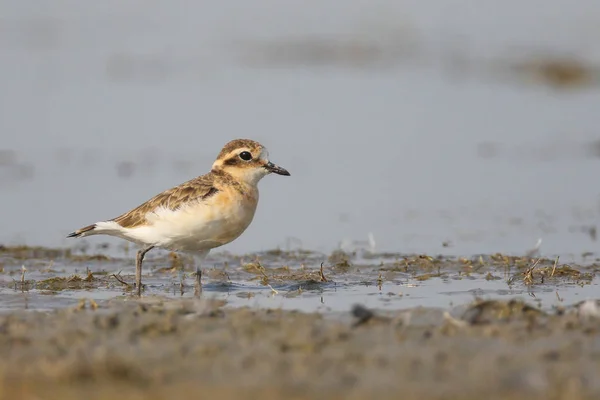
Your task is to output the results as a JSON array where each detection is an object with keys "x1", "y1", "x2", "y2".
[
  {"x1": 112, "y1": 271, "x2": 131, "y2": 287},
  {"x1": 551, "y1": 256, "x2": 559, "y2": 277},
  {"x1": 319, "y1": 262, "x2": 328, "y2": 282},
  {"x1": 525, "y1": 238, "x2": 543, "y2": 257},
  {"x1": 20, "y1": 265, "x2": 26, "y2": 285},
  {"x1": 267, "y1": 284, "x2": 278, "y2": 295},
  {"x1": 523, "y1": 258, "x2": 541, "y2": 285},
  {"x1": 260, "y1": 267, "x2": 269, "y2": 279}
]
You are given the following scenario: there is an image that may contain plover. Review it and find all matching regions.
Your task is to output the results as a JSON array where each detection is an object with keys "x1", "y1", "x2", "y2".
[{"x1": 67, "y1": 139, "x2": 290, "y2": 296}]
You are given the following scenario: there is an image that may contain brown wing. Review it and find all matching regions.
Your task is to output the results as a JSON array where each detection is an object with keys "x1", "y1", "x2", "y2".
[{"x1": 112, "y1": 175, "x2": 219, "y2": 229}]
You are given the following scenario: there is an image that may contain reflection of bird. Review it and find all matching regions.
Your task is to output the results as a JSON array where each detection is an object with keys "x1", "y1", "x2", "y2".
[{"x1": 67, "y1": 139, "x2": 290, "y2": 296}]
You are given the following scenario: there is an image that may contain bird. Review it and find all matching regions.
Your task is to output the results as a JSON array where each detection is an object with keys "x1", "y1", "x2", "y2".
[{"x1": 67, "y1": 138, "x2": 290, "y2": 296}]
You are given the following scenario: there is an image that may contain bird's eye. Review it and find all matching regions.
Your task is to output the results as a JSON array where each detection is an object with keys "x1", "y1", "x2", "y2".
[{"x1": 239, "y1": 151, "x2": 252, "y2": 161}]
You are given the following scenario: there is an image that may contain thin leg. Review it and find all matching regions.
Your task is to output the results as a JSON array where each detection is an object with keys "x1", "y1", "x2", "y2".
[
  {"x1": 194, "y1": 250, "x2": 209, "y2": 297},
  {"x1": 136, "y1": 245, "x2": 154, "y2": 297},
  {"x1": 194, "y1": 266, "x2": 202, "y2": 297},
  {"x1": 179, "y1": 254, "x2": 186, "y2": 295}
]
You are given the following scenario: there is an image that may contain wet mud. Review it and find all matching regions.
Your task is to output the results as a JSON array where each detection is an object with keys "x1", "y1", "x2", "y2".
[
  {"x1": 1, "y1": 245, "x2": 600, "y2": 399},
  {"x1": 0, "y1": 297, "x2": 600, "y2": 400}
]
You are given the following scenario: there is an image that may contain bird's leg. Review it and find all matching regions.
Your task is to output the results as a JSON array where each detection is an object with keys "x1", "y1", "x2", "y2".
[
  {"x1": 194, "y1": 266, "x2": 202, "y2": 297},
  {"x1": 194, "y1": 251, "x2": 208, "y2": 297},
  {"x1": 135, "y1": 245, "x2": 154, "y2": 297},
  {"x1": 178, "y1": 254, "x2": 185, "y2": 295}
]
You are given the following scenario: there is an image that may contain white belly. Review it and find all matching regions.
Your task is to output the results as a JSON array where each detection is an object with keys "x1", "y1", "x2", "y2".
[{"x1": 120, "y1": 191, "x2": 258, "y2": 252}]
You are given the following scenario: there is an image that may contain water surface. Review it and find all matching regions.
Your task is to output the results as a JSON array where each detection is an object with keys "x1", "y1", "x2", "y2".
[
  {"x1": 1, "y1": 1, "x2": 600, "y2": 311},
  {"x1": 1, "y1": 247, "x2": 597, "y2": 313}
]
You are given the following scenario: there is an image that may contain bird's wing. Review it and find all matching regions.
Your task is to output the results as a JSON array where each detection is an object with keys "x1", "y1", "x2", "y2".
[{"x1": 111, "y1": 175, "x2": 219, "y2": 229}]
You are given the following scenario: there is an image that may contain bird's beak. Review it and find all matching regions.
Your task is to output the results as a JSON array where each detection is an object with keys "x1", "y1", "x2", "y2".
[{"x1": 263, "y1": 161, "x2": 290, "y2": 176}]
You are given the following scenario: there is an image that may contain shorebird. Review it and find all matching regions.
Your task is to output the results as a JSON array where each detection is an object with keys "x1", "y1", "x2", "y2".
[{"x1": 67, "y1": 139, "x2": 290, "y2": 296}]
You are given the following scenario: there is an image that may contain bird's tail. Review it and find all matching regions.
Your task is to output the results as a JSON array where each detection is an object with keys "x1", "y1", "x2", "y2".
[
  {"x1": 67, "y1": 224, "x2": 97, "y2": 238},
  {"x1": 67, "y1": 221, "x2": 127, "y2": 239}
]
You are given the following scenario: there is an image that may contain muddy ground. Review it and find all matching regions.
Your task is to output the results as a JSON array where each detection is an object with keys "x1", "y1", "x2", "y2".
[
  {"x1": 1, "y1": 297, "x2": 600, "y2": 400},
  {"x1": 1, "y1": 246, "x2": 600, "y2": 400}
]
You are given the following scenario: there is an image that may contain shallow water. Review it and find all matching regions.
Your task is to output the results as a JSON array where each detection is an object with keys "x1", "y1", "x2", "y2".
[
  {"x1": 1, "y1": 247, "x2": 597, "y2": 314},
  {"x1": 2, "y1": 0, "x2": 600, "y2": 261}
]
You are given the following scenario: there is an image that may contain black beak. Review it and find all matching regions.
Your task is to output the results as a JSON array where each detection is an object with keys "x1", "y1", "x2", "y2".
[{"x1": 264, "y1": 161, "x2": 290, "y2": 176}]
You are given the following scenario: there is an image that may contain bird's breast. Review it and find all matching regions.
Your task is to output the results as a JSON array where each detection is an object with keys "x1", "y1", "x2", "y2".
[
  {"x1": 185, "y1": 186, "x2": 259, "y2": 244},
  {"x1": 144, "y1": 186, "x2": 259, "y2": 252},
  {"x1": 208, "y1": 188, "x2": 258, "y2": 243}
]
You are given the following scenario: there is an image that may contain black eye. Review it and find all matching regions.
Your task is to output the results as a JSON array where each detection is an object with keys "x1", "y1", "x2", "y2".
[{"x1": 239, "y1": 151, "x2": 252, "y2": 161}]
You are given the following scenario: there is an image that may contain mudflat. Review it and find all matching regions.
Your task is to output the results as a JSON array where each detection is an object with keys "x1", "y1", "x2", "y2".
[
  {"x1": 1, "y1": 246, "x2": 599, "y2": 400},
  {"x1": 1, "y1": 296, "x2": 599, "y2": 400}
]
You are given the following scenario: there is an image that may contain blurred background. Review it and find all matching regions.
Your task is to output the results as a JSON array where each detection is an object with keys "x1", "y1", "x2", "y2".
[{"x1": 1, "y1": 0, "x2": 600, "y2": 258}]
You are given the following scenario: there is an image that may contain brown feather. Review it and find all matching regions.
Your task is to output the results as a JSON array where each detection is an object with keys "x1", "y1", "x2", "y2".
[
  {"x1": 112, "y1": 175, "x2": 220, "y2": 229},
  {"x1": 216, "y1": 139, "x2": 261, "y2": 157},
  {"x1": 67, "y1": 138, "x2": 264, "y2": 237},
  {"x1": 67, "y1": 224, "x2": 96, "y2": 238}
]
